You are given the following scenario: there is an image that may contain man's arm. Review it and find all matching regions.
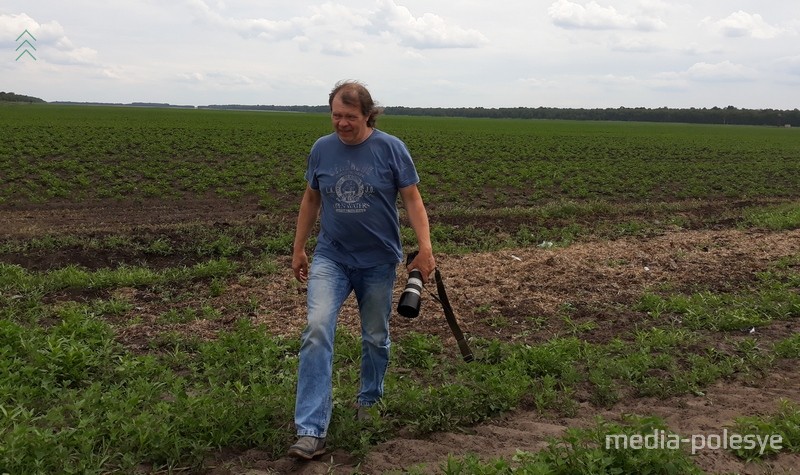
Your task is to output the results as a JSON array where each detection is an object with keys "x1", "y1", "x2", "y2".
[
  {"x1": 292, "y1": 184, "x2": 322, "y2": 282},
  {"x1": 399, "y1": 184, "x2": 436, "y2": 282}
]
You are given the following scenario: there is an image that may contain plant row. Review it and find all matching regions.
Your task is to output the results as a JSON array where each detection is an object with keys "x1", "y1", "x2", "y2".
[{"x1": 2, "y1": 105, "x2": 799, "y2": 207}]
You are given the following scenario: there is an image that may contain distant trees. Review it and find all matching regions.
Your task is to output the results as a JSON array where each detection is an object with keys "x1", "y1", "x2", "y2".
[
  {"x1": 201, "y1": 103, "x2": 798, "y2": 126},
  {"x1": 0, "y1": 92, "x2": 45, "y2": 103},
  {"x1": 382, "y1": 105, "x2": 799, "y2": 127},
  {"x1": 6, "y1": 95, "x2": 795, "y2": 126},
  {"x1": 200, "y1": 104, "x2": 329, "y2": 113}
]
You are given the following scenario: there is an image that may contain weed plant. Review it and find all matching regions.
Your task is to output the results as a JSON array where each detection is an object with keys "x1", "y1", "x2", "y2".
[{"x1": 731, "y1": 400, "x2": 800, "y2": 460}]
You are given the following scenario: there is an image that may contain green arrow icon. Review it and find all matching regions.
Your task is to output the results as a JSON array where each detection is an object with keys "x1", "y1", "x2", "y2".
[
  {"x1": 16, "y1": 29, "x2": 37, "y2": 42},
  {"x1": 16, "y1": 40, "x2": 37, "y2": 52},
  {"x1": 15, "y1": 29, "x2": 38, "y2": 61},
  {"x1": 16, "y1": 50, "x2": 36, "y2": 61}
]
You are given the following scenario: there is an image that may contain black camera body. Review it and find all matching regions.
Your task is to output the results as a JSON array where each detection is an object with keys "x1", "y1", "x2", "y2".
[{"x1": 397, "y1": 251, "x2": 422, "y2": 318}]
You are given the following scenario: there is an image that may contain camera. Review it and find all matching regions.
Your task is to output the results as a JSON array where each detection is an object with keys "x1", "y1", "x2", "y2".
[{"x1": 397, "y1": 251, "x2": 423, "y2": 318}]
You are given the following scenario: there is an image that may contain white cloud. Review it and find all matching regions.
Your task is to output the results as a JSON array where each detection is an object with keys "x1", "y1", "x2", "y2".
[
  {"x1": 593, "y1": 73, "x2": 639, "y2": 86},
  {"x1": 774, "y1": 55, "x2": 800, "y2": 77},
  {"x1": 548, "y1": 0, "x2": 666, "y2": 31},
  {"x1": 367, "y1": 0, "x2": 488, "y2": 49},
  {"x1": 648, "y1": 61, "x2": 758, "y2": 92},
  {"x1": 178, "y1": 72, "x2": 206, "y2": 83},
  {"x1": 685, "y1": 60, "x2": 758, "y2": 82},
  {"x1": 608, "y1": 35, "x2": 662, "y2": 53},
  {"x1": 680, "y1": 43, "x2": 724, "y2": 57},
  {"x1": 704, "y1": 11, "x2": 785, "y2": 39},
  {"x1": 101, "y1": 69, "x2": 122, "y2": 80},
  {"x1": 310, "y1": 2, "x2": 371, "y2": 29},
  {"x1": 0, "y1": 12, "x2": 38, "y2": 39},
  {"x1": 1, "y1": 12, "x2": 99, "y2": 65},
  {"x1": 517, "y1": 76, "x2": 557, "y2": 88},
  {"x1": 320, "y1": 39, "x2": 366, "y2": 56},
  {"x1": 176, "y1": 71, "x2": 255, "y2": 87},
  {"x1": 648, "y1": 73, "x2": 690, "y2": 93},
  {"x1": 185, "y1": 0, "x2": 304, "y2": 41},
  {"x1": 184, "y1": 0, "x2": 487, "y2": 51}
]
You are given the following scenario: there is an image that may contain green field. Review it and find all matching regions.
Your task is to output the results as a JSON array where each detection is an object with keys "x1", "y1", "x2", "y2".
[
  {"x1": 3, "y1": 104, "x2": 799, "y2": 206},
  {"x1": 1, "y1": 104, "x2": 799, "y2": 474}
]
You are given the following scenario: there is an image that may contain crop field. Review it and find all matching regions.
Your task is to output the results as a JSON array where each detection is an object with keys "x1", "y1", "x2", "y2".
[{"x1": 1, "y1": 103, "x2": 799, "y2": 474}]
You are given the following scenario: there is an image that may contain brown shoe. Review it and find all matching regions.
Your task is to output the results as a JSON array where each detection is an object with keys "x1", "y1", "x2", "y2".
[
  {"x1": 357, "y1": 405, "x2": 378, "y2": 422},
  {"x1": 287, "y1": 436, "x2": 326, "y2": 460}
]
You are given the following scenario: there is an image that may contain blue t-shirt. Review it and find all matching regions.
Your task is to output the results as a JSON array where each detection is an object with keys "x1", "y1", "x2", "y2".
[{"x1": 306, "y1": 129, "x2": 420, "y2": 267}]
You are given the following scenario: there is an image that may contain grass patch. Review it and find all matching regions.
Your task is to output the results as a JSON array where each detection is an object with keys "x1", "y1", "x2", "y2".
[
  {"x1": 0, "y1": 318, "x2": 298, "y2": 473},
  {"x1": 0, "y1": 258, "x2": 237, "y2": 295},
  {"x1": 1, "y1": 274, "x2": 799, "y2": 471},
  {"x1": 742, "y1": 202, "x2": 800, "y2": 230},
  {"x1": 730, "y1": 400, "x2": 800, "y2": 460},
  {"x1": 636, "y1": 271, "x2": 800, "y2": 332},
  {"x1": 774, "y1": 333, "x2": 800, "y2": 358}
]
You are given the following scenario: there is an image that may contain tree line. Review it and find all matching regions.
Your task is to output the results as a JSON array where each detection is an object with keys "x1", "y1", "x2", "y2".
[
  {"x1": 5, "y1": 91, "x2": 795, "y2": 126},
  {"x1": 0, "y1": 92, "x2": 45, "y2": 103},
  {"x1": 202, "y1": 104, "x2": 798, "y2": 127}
]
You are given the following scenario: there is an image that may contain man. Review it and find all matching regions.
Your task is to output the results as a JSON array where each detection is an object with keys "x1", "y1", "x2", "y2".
[{"x1": 288, "y1": 80, "x2": 435, "y2": 459}]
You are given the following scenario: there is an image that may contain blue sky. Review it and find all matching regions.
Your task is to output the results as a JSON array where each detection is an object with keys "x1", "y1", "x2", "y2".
[{"x1": 2, "y1": 0, "x2": 799, "y2": 108}]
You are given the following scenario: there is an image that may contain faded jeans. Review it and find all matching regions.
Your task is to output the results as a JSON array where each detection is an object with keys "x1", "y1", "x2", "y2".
[{"x1": 294, "y1": 254, "x2": 397, "y2": 438}]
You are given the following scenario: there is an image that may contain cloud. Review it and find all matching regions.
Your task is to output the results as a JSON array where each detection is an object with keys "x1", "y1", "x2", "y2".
[
  {"x1": 548, "y1": 0, "x2": 666, "y2": 31},
  {"x1": 648, "y1": 60, "x2": 758, "y2": 93},
  {"x1": 680, "y1": 60, "x2": 758, "y2": 82},
  {"x1": 1, "y1": 12, "x2": 99, "y2": 65},
  {"x1": 185, "y1": 0, "x2": 304, "y2": 41},
  {"x1": 517, "y1": 76, "x2": 557, "y2": 88},
  {"x1": 593, "y1": 73, "x2": 639, "y2": 86},
  {"x1": 184, "y1": 0, "x2": 487, "y2": 52},
  {"x1": 177, "y1": 71, "x2": 255, "y2": 87},
  {"x1": 608, "y1": 35, "x2": 663, "y2": 53},
  {"x1": 185, "y1": 0, "x2": 369, "y2": 55},
  {"x1": 367, "y1": 0, "x2": 489, "y2": 48},
  {"x1": 774, "y1": 54, "x2": 800, "y2": 77},
  {"x1": 704, "y1": 11, "x2": 785, "y2": 39},
  {"x1": 320, "y1": 39, "x2": 366, "y2": 57},
  {"x1": 309, "y1": 2, "x2": 371, "y2": 30}
]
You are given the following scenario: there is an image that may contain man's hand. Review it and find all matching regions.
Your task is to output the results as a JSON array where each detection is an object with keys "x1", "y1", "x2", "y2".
[
  {"x1": 407, "y1": 248, "x2": 436, "y2": 283},
  {"x1": 292, "y1": 185, "x2": 320, "y2": 283},
  {"x1": 293, "y1": 250, "x2": 309, "y2": 283}
]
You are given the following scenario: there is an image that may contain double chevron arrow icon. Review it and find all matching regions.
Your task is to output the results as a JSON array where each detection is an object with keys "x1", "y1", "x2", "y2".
[{"x1": 16, "y1": 29, "x2": 37, "y2": 61}]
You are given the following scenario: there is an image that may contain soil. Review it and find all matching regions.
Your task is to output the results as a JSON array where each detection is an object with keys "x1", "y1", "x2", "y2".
[{"x1": 1, "y1": 197, "x2": 799, "y2": 475}]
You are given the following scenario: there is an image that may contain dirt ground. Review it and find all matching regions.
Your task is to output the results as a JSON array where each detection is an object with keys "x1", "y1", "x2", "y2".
[
  {"x1": 224, "y1": 228, "x2": 800, "y2": 475},
  {"x1": 2, "y1": 198, "x2": 799, "y2": 474}
]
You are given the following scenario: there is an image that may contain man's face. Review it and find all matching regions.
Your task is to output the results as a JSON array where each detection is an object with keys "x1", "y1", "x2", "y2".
[{"x1": 331, "y1": 94, "x2": 370, "y2": 145}]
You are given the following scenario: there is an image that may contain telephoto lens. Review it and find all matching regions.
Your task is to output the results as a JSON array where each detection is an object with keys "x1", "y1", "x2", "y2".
[
  {"x1": 397, "y1": 268, "x2": 423, "y2": 318},
  {"x1": 397, "y1": 251, "x2": 422, "y2": 318}
]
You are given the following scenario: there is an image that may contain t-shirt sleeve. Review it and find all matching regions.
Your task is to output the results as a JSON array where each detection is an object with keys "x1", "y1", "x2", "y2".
[
  {"x1": 305, "y1": 149, "x2": 320, "y2": 190},
  {"x1": 305, "y1": 138, "x2": 322, "y2": 190},
  {"x1": 393, "y1": 140, "x2": 420, "y2": 189}
]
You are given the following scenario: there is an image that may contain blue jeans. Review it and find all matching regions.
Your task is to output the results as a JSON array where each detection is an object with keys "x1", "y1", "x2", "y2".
[{"x1": 294, "y1": 254, "x2": 397, "y2": 438}]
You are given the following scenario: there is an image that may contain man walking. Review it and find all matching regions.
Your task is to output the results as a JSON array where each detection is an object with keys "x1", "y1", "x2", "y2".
[{"x1": 288, "y1": 80, "x2": 435, "y2": 459}]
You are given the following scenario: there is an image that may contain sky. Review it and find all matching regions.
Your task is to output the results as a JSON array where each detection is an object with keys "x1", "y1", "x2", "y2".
[{"x1": 1, "y1": 0, "x2": 799, "y2": 109}]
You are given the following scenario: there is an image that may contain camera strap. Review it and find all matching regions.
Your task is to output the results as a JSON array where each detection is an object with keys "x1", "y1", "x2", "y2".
[{"x1": 432, "y1": 268, "x2": 474, "y2": 363}]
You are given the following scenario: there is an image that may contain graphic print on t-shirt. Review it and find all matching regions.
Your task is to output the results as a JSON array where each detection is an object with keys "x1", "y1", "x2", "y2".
[{"x1": 326, "y1": 161, "x2": 375, "y2": 214}]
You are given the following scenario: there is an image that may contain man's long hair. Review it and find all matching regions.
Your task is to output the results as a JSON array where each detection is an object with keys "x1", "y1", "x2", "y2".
[{"x1": 329, "y1": 80, "x2": 384, "y2": 127}]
